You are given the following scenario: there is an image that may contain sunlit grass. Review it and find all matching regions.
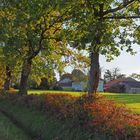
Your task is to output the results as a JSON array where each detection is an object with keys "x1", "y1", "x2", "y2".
[
  {"x1": 28, "y1": 89, "x2": 84, "y2": 96},
  {"x1": 101, "y1": 92, "x2": 140, "y2": 114}
]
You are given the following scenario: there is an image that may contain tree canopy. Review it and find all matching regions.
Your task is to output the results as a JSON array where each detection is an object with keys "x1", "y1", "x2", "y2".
[
  {"x1": 104, "y1": 67, "x2": 126, "y2": 82},
  {"x1": 64, "y1": 0, "x2": 140, "y2": 93},
  {"x1": 0, "y1": 0, "x2": 139, "y2": 94}
]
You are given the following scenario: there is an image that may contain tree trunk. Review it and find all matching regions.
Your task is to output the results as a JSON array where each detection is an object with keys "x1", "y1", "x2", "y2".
[
  {"x1": 18, "y1": 59, "x2": 32, "y2": 95},
  {"x1": 4, "y1": 66, "x2": 11, "y2": 91},
  {"x1": 88, "y1": 51, "x2": 100, "y2": 94}
]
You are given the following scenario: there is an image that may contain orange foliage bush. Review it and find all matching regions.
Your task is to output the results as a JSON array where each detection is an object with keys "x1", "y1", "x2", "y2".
[
  {"x1": 84, "y1": 99, "x2": 140, "y2": 130},
  {"x1": 78, "y1": 95, "x2": 140, "y2": 139}
]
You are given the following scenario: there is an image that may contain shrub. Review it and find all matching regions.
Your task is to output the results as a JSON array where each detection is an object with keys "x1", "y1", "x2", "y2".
[
  {"x1": 1, "y1": 92, "x2": 139, "y2": 139},
  {"x1": 52, "y1": 85, "x2": 63, "y2": 90},
  {"x1": 44, "y1": 94, "x2": 76, "y2": 118},
  {"x1": 65, "y1": 94, "x2": 140, "y2": 139},
  {"x1": 81, "y1": 95, "x2": 140, "y2": 139}
]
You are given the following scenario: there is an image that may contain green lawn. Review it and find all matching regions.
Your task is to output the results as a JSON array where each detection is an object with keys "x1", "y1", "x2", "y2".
[
  {"x1": 28, "y1": 90, "x2": 140, "y2": 114},
  {"x1": 28, "y1": 89, "x2": 83, "y2": 96},
  {"x1": 101, "y1": 92, "x2": 140, "y2": 114}
]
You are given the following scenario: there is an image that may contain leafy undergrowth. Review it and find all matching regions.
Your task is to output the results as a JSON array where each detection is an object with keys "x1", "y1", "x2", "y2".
[{"x1": 0, "y1": 92, "x2": 140, "y2": 140}]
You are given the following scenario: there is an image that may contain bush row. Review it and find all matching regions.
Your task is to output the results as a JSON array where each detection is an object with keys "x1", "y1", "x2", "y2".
[{"x1": 0, "y1": 92, "x2": 140, "y2": 140}]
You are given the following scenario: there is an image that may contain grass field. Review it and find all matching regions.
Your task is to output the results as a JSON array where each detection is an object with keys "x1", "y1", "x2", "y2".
[
  {"x1": 28, "y1": 90, "x2": 140, "y2": 114},
  {"x1": 28, "y1": 90, "x2": 83, "y2": 96}
]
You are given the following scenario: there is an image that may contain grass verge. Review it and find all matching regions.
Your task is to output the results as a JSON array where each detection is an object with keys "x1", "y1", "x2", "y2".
[
  {"x1": 0, "y1": 112, "x2": 30, "y2": 140},
  {"x1": 0, "y1": 100, "x2": 108, "y2": 140}
]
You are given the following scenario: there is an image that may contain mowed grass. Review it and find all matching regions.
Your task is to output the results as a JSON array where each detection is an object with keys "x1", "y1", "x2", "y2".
[
  {"x1": 28, "y1": 89, "x2": 83, "y2": 96},
  {"x1": 28, "y1": 90, "x2": 140, "y2": 114},
  {"x1": 102, "y1": 92, "x2": 140, "y2": 114}
]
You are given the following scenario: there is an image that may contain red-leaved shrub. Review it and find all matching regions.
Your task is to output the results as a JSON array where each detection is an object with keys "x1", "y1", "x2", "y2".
[
  {"x1": 79, "y1": 95, "x2": 140, "y2": 139},
  {"x1": 44, "y1": 94, "x2": 76, "y2": 118}
]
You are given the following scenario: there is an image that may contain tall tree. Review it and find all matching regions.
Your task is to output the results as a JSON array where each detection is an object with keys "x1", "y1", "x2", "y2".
[
  {"x1": 72, "y1": 69, "x2": 88, "y2": 82},
  {"x1": 1, "y1": 0, "x2": 72, "y2": 94},
  {"x1": 0, "y1": 2, "x2": 22, "y2": 90},
  {"x1": 130, "y1": 73, "x2": 140, "y2": 80},
  {"x1": 66, "y1": 0, "x2": 140, "y2": 94},
  {"x1": 0, "y1": 42, "x2": 20, "y2": 91},
  {"x1": 104, "y1": 68, "x2": 126, "y2": 82}
]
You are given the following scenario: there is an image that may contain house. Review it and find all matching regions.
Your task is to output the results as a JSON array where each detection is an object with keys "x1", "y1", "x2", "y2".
[
  {"x1": 58, "y1": 72, "x2": 104, "y2": 91},
  {"x1": 97, "y1": 79, "x2": 104, "y2": 92},
  {"x1": 105, "y1": 77, "x2": 140, "y2": 93},
  {"x1": 72, "y1": 79, "x2": 104, "y2": 91},
  {"x1": 72, "y1": 81, "x2": 87, "y2": 91},
  {"x1": 58, "y1": 77, "x2": 72, "y2": 90}
]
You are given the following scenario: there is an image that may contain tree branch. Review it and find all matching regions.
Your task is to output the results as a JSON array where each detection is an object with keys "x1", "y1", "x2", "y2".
[
  {"x1": 99, "y1": 4, "x2": 104, "y2": 17},
  {"x1": 104, "y1": 0, "x2": 136, "y2": 15},
  {"x1": 103, "y1": 15, "x2": 140, "y2": 19}
]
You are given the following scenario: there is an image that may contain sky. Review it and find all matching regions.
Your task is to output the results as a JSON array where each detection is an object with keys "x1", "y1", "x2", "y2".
[
  {"x1": 62, "y1": 44, "x2": 140, "y2": 79},
  {"x1": 100, "y1": 44, "x2": 140, "y2": 76},
  {"x1": 57, "y1": 16, "x2": 140, "y2": 80}
]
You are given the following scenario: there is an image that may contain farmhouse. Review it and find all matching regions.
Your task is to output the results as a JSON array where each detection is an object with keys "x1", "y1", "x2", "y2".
[
  {"x1": 58, "y1": 73, "x2": 104, "y2": 92},
  {"x1": 105, "y1": 77, "x2": 140, "y2": 93},
  {"x1": 58, "y1": 76, "x2": 72, "y2": 90}
]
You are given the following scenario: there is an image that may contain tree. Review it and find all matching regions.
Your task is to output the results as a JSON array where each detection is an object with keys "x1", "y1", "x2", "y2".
[
  {"x1": 134, "y1": 26, "x2": 140, "y2": 44},
  {"x1": 71, "y1": 69, "x2": 88, "y2": 82},
  {"x1": 0, "y1": 0, "x2": 72, "y2": 94},
  {"x1": 0, "y1": 63, "x2": 5, "y2": 89},
  {"x1": 66, "y1": 0, "x2": 140, "y2": 94},
  {"x1": 104, "y1": 68, "x2": 126, "y2": 82},
  {"x1": 0, "y1": 2, "x2": 23, "y2": 91},
  {"x1": 130, "y1": 73, "x2": 140, "y2": 80},
  {"x1": 60, "y1": 73, "x2": 72, "y2": 81},
  {"x1": 30, "y1": 56, "x2": 57, "y2": 89},
  {"x1": 0, "y1": 42, "x2": 20, "y2": 91}
]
